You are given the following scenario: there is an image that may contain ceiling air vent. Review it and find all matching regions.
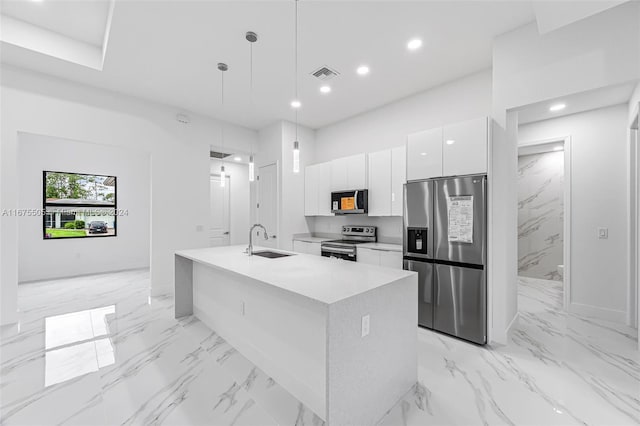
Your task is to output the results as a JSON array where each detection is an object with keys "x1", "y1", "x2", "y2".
[
  {"x1": 311, "y1": 66, "x2": 340, "y2": 81},
  {"x1": 210, "y1": 151, "x2": 232, "y2": 159}
]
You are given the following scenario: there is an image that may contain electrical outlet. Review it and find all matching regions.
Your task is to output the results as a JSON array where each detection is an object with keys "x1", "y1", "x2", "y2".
[
  {"x1": 196, "y1": 224, "x2": 204, "y2": 232},
  {"x1": 598, "y1": 227, "x2": 608, "y2": 239},
  {"x1": 361, "y1": 314, "x2": 370, "y2": 337},
  {"x1": 240, "y1": 301, "x2": 245, "y2": 316}
]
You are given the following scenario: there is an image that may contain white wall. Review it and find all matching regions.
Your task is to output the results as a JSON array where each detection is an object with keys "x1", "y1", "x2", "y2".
[
  {"x1": 519, "y1": 104, "x2": 630, "y2": 323},
  {"x1": 17, "y1": 133, "x2": 150, "y2": 282},
  {"x1": 281, "y1": 121, "x2": 315, "y2": 251},
  {"x1": 0, "y1": 65, "x2": 258, "y2": 324},
  {"x1": 255, "y1": 121, "x2": 314, "y2": 251},
  {"x1": 209, "y1": 160, "x2": 250, "y2": 246},
  {"x1": 493, "y1": 1, "x2": 640, "y2": 124}
]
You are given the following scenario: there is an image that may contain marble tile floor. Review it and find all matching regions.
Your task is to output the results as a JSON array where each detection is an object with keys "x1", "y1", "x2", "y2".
[{"x1": 1, "y1": 271, "x2": 638, "y2": 425}]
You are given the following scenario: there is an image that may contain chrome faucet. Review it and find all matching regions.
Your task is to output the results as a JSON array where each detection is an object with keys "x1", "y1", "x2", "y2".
[{"x1": 246, "y1": 224, "x2": 269, "y2": 255}]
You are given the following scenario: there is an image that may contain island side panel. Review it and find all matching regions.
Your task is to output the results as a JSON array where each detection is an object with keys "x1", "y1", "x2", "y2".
[
  {"x1": 192, "y1": 261, "x2": 328, "y2": 419},
  {"x1": 174, "y1": 255, "x2": 193, "y2": 318},
  {"x1": 326, "y1": 274, "x2": 418, "y2": 426}
]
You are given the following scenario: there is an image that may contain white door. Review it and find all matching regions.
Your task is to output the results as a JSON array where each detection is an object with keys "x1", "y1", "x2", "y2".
[
  {"x1": 391, "y1": 145, "x2": 407, "y2": 216},
  {"x1": 407, "y1": 127, "x2": 443, "y2": 180},
  {"x1": 257, "y1": 163, "x2": 278, "y2": 249},
  {"x1": 442, "y1": 117, "x2": 488, "y2": 176},
  {"x1": 368, "y1": 149, "x2": 392, "y2": 216},
  {"x1": 210, "y1": 175, "x2": 230, "y2": 246}
]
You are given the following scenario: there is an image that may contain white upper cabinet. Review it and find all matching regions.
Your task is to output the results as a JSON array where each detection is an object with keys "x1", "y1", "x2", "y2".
[
  {"x1": 368, "y1": 150, "x2": 392, "y2": 216},
  {"x1": 305, "y1": 162, "x2": 334, "y2": 216},
  {"x1": 330, "y1": 157, "x2": 349, "y2": 191},
  {"x1": 442, "y1": 117, "x2": 488, "y2": 176},
  {"x1": 391, "y1": 146, "x2": 406, "y2": 216},
  {"x1": 330, "y1": 154, "x2": 367, "y2": 191},
  {"x1": 347, "y1": 154, "x2": 367, "y2": 189},
  {"x1": 317, "y1": 161, "x2": 332, "y2": 216},
  {"x1": 304, "y1": 164, "x2": 319, "y2": 216},
  {"x1": 407, "y1": 127, "x2": 443, "y2": 181}
]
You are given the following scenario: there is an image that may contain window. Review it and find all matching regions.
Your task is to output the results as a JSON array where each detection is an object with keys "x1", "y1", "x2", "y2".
[{"x1": 43, "y1": 171, "x2": 117, "y2": 239}]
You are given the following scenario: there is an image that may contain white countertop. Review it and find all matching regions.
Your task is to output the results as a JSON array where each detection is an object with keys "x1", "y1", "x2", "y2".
[
  {"x1": 176, "y1": 245, "x2": 415, "y2": 305},
  {"x1": 359, "y1": 242, "x2": 403, "y2": 252},
  {"x1": 292, "y1": 236, "x2": 335, "y2": 243}
]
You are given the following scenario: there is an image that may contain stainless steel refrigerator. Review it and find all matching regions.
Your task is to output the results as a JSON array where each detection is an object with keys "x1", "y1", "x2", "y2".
[{"x1": 403, "y1": 175, "x2": 487, "y2": 344}]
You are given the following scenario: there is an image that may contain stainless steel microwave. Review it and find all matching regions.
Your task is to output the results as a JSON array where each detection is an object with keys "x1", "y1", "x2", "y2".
[{"x1": 331, "y1": 189, "x2": 368, "y2": 214}]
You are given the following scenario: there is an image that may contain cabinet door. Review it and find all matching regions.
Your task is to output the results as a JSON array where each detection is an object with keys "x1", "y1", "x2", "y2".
[
  {"x1": 347, "y1": 154, "x2": 367, "y2": 189},
  {"x1": 357, "y1": 248, "x2": 379, "y2": 266},
  {"x1": 407, "y1": 127, "x2": 443, "y2": 180},
  {"x1": 307, "y1": 242, "x2": 321, "y2": 256},
  {"x1": 367, "y1": 150, "x2": 392, "y2": 216},
  {"x1": 293, "y1": 240, "x2": 309, "y2": 254},
  {"x1": 391, "y1": 146, "x2": 406, "y2": 216},
  {"x1": 442, "y1": 117, "x2": 488, "y2": 176},
  {"x1": 304, "y1": 164, "x2": 319, "y2": 216},
  {"x1": 317, "y1": 162, "x2": 333, "y2": 216},
  {"x1": 330, "y1": 157, "x2": 349, "y2": 191},
  {"x1": 379, "y1": 250, "x2": 403, "y2": 269}
]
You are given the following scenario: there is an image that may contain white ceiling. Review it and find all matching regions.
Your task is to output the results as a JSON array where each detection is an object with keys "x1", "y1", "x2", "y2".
[
  {"x1": 515, "y1": 81, "x2": 638, "y2": 125},
  {"x1": 0, "y1": 1, "x2": 536, "y2": 130},
  {"x1": 1, "y1": 0, "x2": 111, "y2": 47}
]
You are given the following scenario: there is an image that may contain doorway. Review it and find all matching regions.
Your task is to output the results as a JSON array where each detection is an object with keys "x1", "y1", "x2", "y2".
[
  {"x1": 517, "y1": 137, "x2": 571, "y2": 307},
  {"x1": 257, "y1": 163, "x2": 278, "y2": 249},
  {"x1": 210, "y1": 175, "x2": 230, "y2": 247}
]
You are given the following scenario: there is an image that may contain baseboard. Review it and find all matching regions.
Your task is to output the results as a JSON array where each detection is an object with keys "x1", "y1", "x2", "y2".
[
  {"x1": 18, "y1": 266, "x2": 149, "y2": 285},
  {"x1": 569, "y1": 302, "x2": 627, "y2": 324},
  {"x1": 506, "y1": 311, "x2": 519, "y2": 337}
]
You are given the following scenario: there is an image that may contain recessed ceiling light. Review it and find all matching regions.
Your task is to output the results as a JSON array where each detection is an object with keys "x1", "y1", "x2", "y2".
[
  {"x1": 553, "y1": 146, "x2": 563, "y2": 151},
  {"x1": 420, "y1": 152, "x2": 427, "y2": 156},
  {"x1": 356, "y1": 65, "x2": 370, "y2": 76},
  {"x1": 407, "y1": 38, "x2": 423, "y2": 51},
  {"x1": 446, "y1": 140, "x2": 455, "y2": 145},
  {"x1": 549, "y1": 103, "x2": 566, "y2": 112},
  {"x1": 290, "y1": 100, "x2": 301, "y2": 109},
  {"x1": 234, "y1": 156, "x2": 242, "y2": 161},
  {"x1": 320, "y1": 85, "x2": 331, "y2": 94}
]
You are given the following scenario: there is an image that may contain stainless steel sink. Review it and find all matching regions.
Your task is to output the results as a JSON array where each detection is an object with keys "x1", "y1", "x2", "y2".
[{"x1": 252, "y1": 250, "x2": 293, "y2": 259}]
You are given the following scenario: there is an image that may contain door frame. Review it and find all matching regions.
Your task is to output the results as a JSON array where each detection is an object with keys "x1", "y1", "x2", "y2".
[
  {"x1": 629, "y1": 103, "x2": 639, "y2": 343},
  {"x1": 518, "y1": 135, "x2": 572, "y2": 311},
  {"x1": 256, "y1": 161, "x2": 280, "y2": 248}
]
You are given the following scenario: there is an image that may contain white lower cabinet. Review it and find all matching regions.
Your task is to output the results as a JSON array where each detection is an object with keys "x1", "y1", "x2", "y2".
[
  {"x1": 292, "y1": 240, "x2": 321, "y2": 256},
  {"x1": 357, "y1": 247, "x2": 403, "y2": 269}
]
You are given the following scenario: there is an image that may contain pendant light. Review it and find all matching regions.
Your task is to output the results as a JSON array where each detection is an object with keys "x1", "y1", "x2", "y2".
[
  {"x1": 292, "y1": 0, "x2": 300, "y2": 174},
  {"x1": 246, "y1": 31, "x2": 258, "y2": 182},
  {"x1": 218, "y1": 62, "x2": 228, "y2": 187}
]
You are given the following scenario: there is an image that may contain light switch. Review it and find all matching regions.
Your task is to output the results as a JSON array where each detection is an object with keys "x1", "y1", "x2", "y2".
[
  {"x1": 598, "y1": 227, "x2": 608, "y2": 239},
  {"x1": 196, "y1": 224, "x2": 204, "y2": 232},
  {"x1": 361, "y1": 314, "x2": 370, "y2": 337}
]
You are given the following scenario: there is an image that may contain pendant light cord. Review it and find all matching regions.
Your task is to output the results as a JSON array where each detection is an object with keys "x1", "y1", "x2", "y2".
[{"x1": 294, "y1": 0, "x2": 299, "y2": 141}]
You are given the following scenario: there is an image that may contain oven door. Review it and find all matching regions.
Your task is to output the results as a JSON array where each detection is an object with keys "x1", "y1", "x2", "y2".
[{"x1": 321, "y1": 245, "x2": 357, "y2": 261}]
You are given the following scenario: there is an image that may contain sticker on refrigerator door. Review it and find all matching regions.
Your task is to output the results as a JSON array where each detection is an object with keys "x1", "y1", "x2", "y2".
[{"x1": 447, "y1": 196, "x2": 474, "y2": 243}]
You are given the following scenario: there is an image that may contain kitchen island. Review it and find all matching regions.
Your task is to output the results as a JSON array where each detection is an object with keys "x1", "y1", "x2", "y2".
[{"x1": 175, "y1": 245, "x2": 417, "y2": 426}]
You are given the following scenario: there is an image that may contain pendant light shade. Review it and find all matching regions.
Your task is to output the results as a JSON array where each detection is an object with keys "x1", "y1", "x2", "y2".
[
  {"x1": 249, "y1": 155, "x2": 255, "y2": 182},
  {"x1": 293, "y1": 141, "x2": 300, "y2": 174}
]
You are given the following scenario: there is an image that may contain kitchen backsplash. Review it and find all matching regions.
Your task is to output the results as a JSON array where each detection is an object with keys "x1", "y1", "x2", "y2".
[{"x1": 308, "y1": 215, "x2": 403, "y2": 244}]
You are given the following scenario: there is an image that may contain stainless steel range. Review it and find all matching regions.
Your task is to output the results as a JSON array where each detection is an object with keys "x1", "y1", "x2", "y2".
[{"x1": 320, "y1": 226, "x2": 377, "y2": 261}]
